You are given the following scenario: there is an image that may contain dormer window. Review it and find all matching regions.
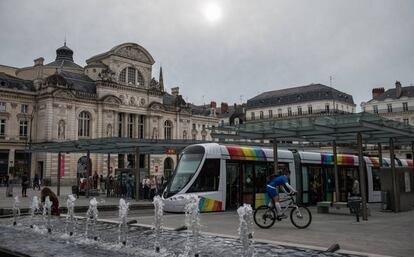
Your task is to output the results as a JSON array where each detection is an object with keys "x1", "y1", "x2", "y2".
[{"x1": 118, "y1": 67, "x2": 144, "y2": 87}]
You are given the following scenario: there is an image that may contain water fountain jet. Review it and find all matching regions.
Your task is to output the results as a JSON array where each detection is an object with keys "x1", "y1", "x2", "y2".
[
  {"x1": 237, "y1": 204, "x2": 254, "y2": 257},
  {"x1": 118, "y1": 198, "x2": 129, "y2": 245},
  {"x1": 85, "y1": 197, "x2": 99, "y2": 241},
  {"x1": 30, "y1": 196, "x2": 40, "y2": 228},
  {"x1": 66, "y1": 194, "x2": 76, "y2": 236},
  {"x1": 12, "y1": 196, "x2": 20, "y2": 226},
  {"x1": 153, "y1": 195, "x2": 164, "y2": 253},
  {"x1": 184, "y1": 194, "x2": 201, "y2": 257}
]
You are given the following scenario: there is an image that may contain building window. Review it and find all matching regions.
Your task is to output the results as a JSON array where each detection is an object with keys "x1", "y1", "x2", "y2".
[
  {"x1": 288, "y1": 107, "x2": 292, "y2": 116},
  {"x1": 164, "y1": 120, "x2": 172, "y2": 140},
  {"x1": 403, "y1": 102, "x2": 408, "y2": 112},
  {"x1": 127, "y1": 114, "x2": 134, "y2": 138},
  {"x1": 278, "y1": 108, "x2": 282, "y2": 118},
  {"x1": 251, "y1": 112, "x2": 255, "y2": 120},
  {"x1": 308, "y1": 105, "x2": 312, "y2": 114},
  {"x1": 192, "y1": 123, "x2": 196, "y2": 130},
  {"x1": 118, "y1": 113, "x2": 123, "y2": 137},
  {"x1": 0, "y1": 102, "x2": 6, "y2": 112},
  {"x1": 119, "y1": 69, "x2": 126, "y2": 83},
  {"x1": 259, "y1": 111, "x2": 264, "y2": 119},
  {"x1": 21, "y1": 104, "x2": 28, "y2": 113},
  {"x1": 138, "y1": 115, "x2": 145, "y2": 139},
  {"x1": 373, "y1": 105, "x2": 378, "y2": 114},
  {"x1": 325, "y1": 104, "x2": 330, "y2": 113},
  {"x1": 183, "y1": 130, "x2": 187, "y2": 140},
  {"x1": 0, "y1": 119, "x2": 5, "y2": 137},
  {"x1": 268, "y1": 110, "x2": 273, "y2": 118},
  {"x1": 403, "y1": 118, "x2": 409, "y2": 125},
  {"x1": 19, "y1": 120, "x2": 28, "y2": 137},
  {"x1": 78, "y1": 111, "x2": 90, "y2": 137},
  {"x1": 119, "y1": 67, "x2": 145, "y2": 86},
  {"x1": 202, "y1": 135, "x2": 206, "y2": 141},
  {"x1": 127, "y1": 67, "x2": 136, "y2": 84},
  {"x1": 387, "y1": 104, "x2": 392, "y2": 113},
  {"x1": 297, "y1": 106, "x2": 302, "y2": 115}
]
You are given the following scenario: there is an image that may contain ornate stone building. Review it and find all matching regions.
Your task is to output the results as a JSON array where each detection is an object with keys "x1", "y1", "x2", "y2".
[{"x1": 0, "y1": 42, "x2": 218, "y2": 184}]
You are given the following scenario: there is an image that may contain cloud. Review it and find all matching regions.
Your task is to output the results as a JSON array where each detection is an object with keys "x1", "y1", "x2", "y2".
[{"x1": 1, "y1": 0, "x2": 413, "y2": 108}]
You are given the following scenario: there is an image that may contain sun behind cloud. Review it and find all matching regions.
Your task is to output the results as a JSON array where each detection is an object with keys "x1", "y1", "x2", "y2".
[{"x1": 203, "y1": 2, "x2": 222, "y2": 23}]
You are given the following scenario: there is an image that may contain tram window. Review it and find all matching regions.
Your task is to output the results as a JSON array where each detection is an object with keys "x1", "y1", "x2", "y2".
[
  {"x1": 372, "y1": 168, "x2": 381, "y2": 191},
  {"x1": 255, "y1": 163, "x2": 268, "y2": 193},
  {"x1": 188, "y1": 159, "x2": 220, "y2": 192}
]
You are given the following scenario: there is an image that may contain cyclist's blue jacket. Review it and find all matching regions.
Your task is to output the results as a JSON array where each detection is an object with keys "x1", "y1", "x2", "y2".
[{"x1": 267, "y1": 175, "x2": 288, "y2": 188}]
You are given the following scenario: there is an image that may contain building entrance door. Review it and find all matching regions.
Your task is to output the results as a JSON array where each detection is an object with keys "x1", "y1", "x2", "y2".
[{"x1": 226, "y1": 162, "x2": 241, "y2": 210}]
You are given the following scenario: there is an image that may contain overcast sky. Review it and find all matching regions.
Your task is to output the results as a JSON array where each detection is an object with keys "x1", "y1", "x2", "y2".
[{"x1": 1, "y1": 0, "x2": 413, "y2": 109}]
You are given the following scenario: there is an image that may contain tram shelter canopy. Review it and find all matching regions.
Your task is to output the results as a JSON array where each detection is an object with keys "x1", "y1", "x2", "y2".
[
  {"x1": 30, "y1": 138, "x2": 200, "y2": 154},
  {"x1": 212, "y1": 112, "x2": 414, "y2": 220},
  {"x1": 211, "y1": 112, "x2": 414, "y2": 144}
]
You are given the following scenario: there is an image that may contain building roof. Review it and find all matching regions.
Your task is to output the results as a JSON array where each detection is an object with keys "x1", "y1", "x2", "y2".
[
  {"x1": 45, "y1": 43, "x2": 83, "y2": 70},
  {"x1": 59, "y1": 71, "x2": 96, "y2": 93},
  {"x1": 247, "y1": 84, "x2": 355, "y2": 108},
  {"x1": 0, "y1": 72, "x2": 35, "y2": 92},
  {"x1": 367, "y1": 86, "x2": 414, "y2": 102}
]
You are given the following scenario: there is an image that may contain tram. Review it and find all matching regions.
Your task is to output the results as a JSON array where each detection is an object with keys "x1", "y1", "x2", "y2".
[{"x1": 162, "y1": 143, "x2": 411, "y2": 212}]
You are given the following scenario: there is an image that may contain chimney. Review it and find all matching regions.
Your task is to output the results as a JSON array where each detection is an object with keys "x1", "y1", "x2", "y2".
[
  {"x1": 220, "y1": 102, "x2": 228, "y2": 114},
  {"x1": 34, "y1": 57, "x2": 44, "y2": 66},
  {"x1": 210, "y1": 101, "x2": 217, "y2": 109},
  {"x1": 210, "y1": 101, "x2": 217, "y2": 117},
  {"x1": 395, "y1": 81, "x2": 402, "y2": 98},
  {"x1": 372, "y1": 87, "x2": 385, "y2": 99},
  {"x1": 171, "y1": 87, "x2": 179, "y2": 96}
]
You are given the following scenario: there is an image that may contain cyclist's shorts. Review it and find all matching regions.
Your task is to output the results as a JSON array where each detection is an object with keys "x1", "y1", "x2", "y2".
[{"x1": 266, "y1": 185, "x2": 278, "y2": 198}]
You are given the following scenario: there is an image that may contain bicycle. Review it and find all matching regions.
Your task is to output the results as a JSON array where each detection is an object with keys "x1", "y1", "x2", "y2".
[{"x1": 254, "y1": 193, "x2": 312, "y2": 229}]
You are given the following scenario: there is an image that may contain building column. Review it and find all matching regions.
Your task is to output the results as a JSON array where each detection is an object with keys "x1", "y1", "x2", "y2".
[
  {"x1": 333, "y1": 140, "x2": 340, "y2": 202},
  {"x1": 123, "y1": 113, "x2": 128, "y2": 138},
  {"x1": 8, "y1": 148, "x2": 15, "y2": 175},
  {"x1": 357, "y1": 132, "x2": 368, "y2": 220}
]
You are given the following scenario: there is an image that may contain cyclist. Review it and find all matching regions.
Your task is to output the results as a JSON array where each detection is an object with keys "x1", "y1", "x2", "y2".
[{"x1": 267, "y1": 170, "x2": 297, "y2": 219}]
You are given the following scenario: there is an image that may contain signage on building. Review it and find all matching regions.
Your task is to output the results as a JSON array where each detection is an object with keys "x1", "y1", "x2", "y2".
[{"x1": 167, "y1": 149, "x2": 176, "y2": 155}]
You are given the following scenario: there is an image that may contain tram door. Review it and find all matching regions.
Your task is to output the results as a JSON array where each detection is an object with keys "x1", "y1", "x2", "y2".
[
  {"x1": 226, "y1": 162, "x2": 241, "y2": 210},
  {"x1": 308, "y1": 166, "x2": 324, "y2": 205},
  {"x1": 242, "y1": 163, "x2": 255, "y2": 207}
]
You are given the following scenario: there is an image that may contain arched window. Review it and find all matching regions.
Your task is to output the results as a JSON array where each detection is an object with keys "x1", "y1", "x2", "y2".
[
  {"x1": 183, "y1": 130, "x2": 187, "y2": 140},
  {"x1": 78, "y1": 111, "x2": 91, "y2": 137},
  {"x1": 118, "y1": 67, "x2": 145, "y2": 86},
  {"x1": 164, "y1": 120, "x2": 172, "y2": 140}
]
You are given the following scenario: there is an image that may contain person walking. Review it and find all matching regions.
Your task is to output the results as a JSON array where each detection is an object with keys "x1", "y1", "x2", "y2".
[
  {"x1": 21, "y1": 173, "x2": 29, "y2": 197},
  {"x1": 100, "y1": 174, "x2": 105, "y2": 194},
  {"x1": 126, "y1": 174, "x2": 133, "y2": 199},
  {"x1": 150, "y1": 176, "x2": 157, "y2": 200},
  {"x1": 33, "y1": 173, "x2": 40, "y2": 191}
]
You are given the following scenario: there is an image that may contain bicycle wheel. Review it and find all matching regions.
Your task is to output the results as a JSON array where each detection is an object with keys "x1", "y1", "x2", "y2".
[
  {"x1": 254, "y1": 205, "x2": 276, "y2": 229},
  {"x1": 290, "y1": 206, "x2": 312, "y2": 229}
]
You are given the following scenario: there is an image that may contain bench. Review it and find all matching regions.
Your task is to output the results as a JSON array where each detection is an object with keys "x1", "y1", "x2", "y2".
[
  {"x1": 317, "y1": 201, "x2": 332, "y2": 213},
  {"x1": 317, "y1": 201, "x2": 371, "y2": 216}
]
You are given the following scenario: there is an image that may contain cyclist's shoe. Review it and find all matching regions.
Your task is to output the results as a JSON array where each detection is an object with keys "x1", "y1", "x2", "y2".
[{"x1": 277, "y1": 214, "x2": 288, "y2": 219}]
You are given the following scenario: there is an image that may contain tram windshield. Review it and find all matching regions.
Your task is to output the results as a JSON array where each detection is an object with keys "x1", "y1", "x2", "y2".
[{"x1": 165, "y1": 145, "x2": 205, "y2": 196}]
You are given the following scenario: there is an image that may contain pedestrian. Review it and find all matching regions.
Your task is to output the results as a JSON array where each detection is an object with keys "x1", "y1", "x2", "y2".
[
  {"x1": 21, "y1": 173, "x2": 29, "y2": 197},
  {"x1": 126, "y1": 174, "x2": 133, "y2": 199},
  {"x1": 352, "y1": 177, "x2": 360, "y2": 197},
  {"x1": 41, "y1": 187, "x2": 60, "y2": 216},
  {"x1": 100, "y1": 174, "x2": 105, "y2": 193},
  {"x1": 33, "y1": 173, "x2": 40, "y2": 191},
  {"x1": 143, "y1": 176, "x2": 150, "y2": 200},
  {"x1": 150, "y1": 176, "x2": 157, "y2": 200},
  {"x1": 93, "y1": 171, "x2": 99, "y2": 189}
]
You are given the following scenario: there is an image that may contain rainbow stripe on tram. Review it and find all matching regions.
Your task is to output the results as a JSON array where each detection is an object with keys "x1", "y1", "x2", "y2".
[
  {"x1": 225, "y1": 146, "x2": 267, "y2": 161},
  {"x1": 321, "y1": 153, "x2": 355, "y2": 166},
  {"x1": 198, "y1": 197, "x2": 222, "y2": 212}
]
